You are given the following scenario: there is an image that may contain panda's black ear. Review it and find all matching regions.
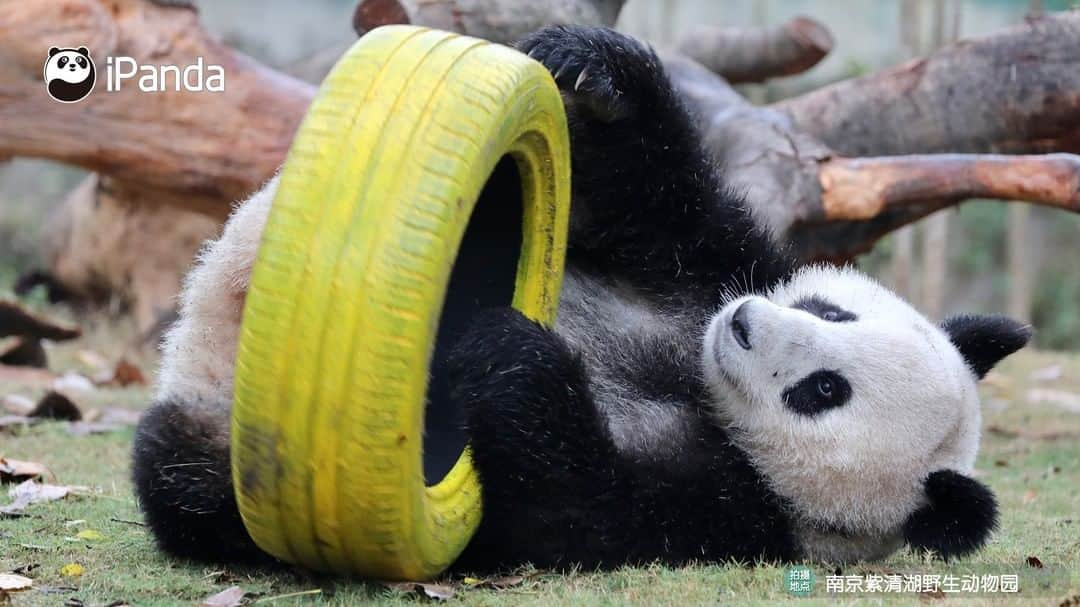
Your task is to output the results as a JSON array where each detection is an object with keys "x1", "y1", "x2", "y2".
[
  {"x1": 941, "y1": 314, "x2": 1031, "y2": 379},
  {"x1": 77, "y1": 47, "x2": 89, "y2": 56},
  {"x1": 903, "y1": 470, "x2": 997, "y2": 560},
  {"x1": 49, "y1": 47, "x2": 60, "y2": 57}
]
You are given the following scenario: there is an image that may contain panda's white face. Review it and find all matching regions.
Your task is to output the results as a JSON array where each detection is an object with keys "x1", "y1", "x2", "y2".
[
  {"x1": 702, "y1": 265, "x2": 1017, "y2": 562},
  {"x1": 45, "y1": 49, "x2": 93, "y2": 84}
]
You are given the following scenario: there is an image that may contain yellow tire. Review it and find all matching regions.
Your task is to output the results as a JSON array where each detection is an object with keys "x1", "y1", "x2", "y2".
[{"x1": 230, "y1": 26, "x2": 570, "y2": 580}]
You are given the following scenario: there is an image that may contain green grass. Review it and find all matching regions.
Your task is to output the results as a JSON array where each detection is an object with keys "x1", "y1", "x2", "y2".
[{"x1": 2, "y1": 345, "x2": 1078, "y2": 606}]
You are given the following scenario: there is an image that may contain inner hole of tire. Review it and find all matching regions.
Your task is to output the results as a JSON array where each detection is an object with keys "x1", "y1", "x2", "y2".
[{"x1": 424, "y1": 155, "x2": 523, "y2": 485}]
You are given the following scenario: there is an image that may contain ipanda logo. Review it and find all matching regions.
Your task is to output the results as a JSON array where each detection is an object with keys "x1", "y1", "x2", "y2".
[
  {"x1": 44, "y1": 47, "x2": 96, "y2": 103},
  {"x1": 44, "y1": 46, "x2": 225, "y2": 103}
]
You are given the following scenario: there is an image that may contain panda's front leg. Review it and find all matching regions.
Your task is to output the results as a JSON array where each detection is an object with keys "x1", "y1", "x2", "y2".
[
  {"x1": 446, "y1": 307, "x2": 632, "y2": 569},
  {"x1": 518, "y1": 26, "x2": 791, "y2": 296},
  {"x1": 447, "y1": 307, "x2": 618, "y2": 482}
]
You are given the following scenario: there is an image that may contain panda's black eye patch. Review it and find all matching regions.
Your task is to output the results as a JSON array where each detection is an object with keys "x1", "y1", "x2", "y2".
[
  {"x1": 782, "y1": 370, "x2": 852, "y2": 416},
  {"x1": 792, "y1": 296, "x2": 857, "y2": 322},
  {"x1": 58, "y1": 57, "x2": 68, "y2": 68},
  {"x1": 76, "y1": 57, "x2": 87, "y2": 68}
]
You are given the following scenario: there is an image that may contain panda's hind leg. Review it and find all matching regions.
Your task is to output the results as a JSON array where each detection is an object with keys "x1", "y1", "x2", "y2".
[
  {"x1": 133, "y1": 177, "x2": 278, "y2": 564},
  {"x1": 133, "y1": 398, "x2": 271, "y2": 564}
]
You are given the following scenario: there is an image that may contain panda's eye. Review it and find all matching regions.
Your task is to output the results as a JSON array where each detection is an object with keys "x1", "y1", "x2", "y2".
[
  {"x1": 76, "y1": 57, "x2": 87, "y2": 68},
  {"x1": 783, "y1": 370, "x2": 851, "y2": 416},
  {"x1": 816, "y1": 377, "x2": 833, "y2": 397},
  {"x1": 792, "y1": 296, "x2": 857, "y2": 323},
  {"x1": 58, "y1": 57, "x2": 68, "y2": 68}
]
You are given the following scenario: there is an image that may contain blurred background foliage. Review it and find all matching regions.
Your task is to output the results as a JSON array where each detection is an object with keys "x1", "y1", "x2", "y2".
[{"x1": 0, "y1": 0, "x2": 1076, "y2": 348}]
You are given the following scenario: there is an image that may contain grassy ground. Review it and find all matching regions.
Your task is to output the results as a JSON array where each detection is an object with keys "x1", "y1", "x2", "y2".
[{"x1": 1, "y1": 329, "x2": 1078, "y2": 606}]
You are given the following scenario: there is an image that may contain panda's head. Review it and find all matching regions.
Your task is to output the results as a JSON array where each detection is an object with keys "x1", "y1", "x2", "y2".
[
  {"x1": 702, "y1": 265, "x2": 1030, "y2": 562},
  {"x1": 44, "y1": 47, "x2": 96, "y2": 103}
]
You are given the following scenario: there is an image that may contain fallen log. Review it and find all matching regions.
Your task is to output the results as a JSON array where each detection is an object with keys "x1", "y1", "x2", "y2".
[
  {"x1": 675, "y1": 16, "x2": 833, "y2": 84},
  {"x1": 774, "y1": 12, "x2": 1080, "y2": 156},
  {"x1": 0, "y1": 0, "x2": 314, "y2": 216},
  {"x1": 353, "y1": 0, "x2": 626, "y2": 41}
]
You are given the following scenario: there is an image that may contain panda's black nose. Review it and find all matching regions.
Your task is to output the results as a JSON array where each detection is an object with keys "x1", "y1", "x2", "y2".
[{"x1": 731, "y1": 301, "x2": 752, "y2": 350}]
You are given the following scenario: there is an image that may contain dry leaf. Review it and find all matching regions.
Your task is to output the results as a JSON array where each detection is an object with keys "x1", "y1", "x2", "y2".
[
  {"x1": 0, "y1": 458, "x2": 53, "y2": 483},
  {"x1": 1030, "y1": 364, "x2": 1063, "y2": 382},
  {"x1": 0, "y1": 337, "x2": 47, "y2": 368},
  {"x1": 0, "y1": 480, "x2": 78, "y2": 515},
  {"x1": 0, "y1": 573, "x2": 33, "y2": 591},
  {"x1": 67, "y1": 422, "x2": 125, "y2": 437},
  {"x1": 59, "y1": 563, "x2": 85, "y2": 577},
  {"x1": 1026, "y1": 389, "x2": 1080, "y2": 413},
  {"x1": 200, "y1": 586, "x2": 251, "y2": 607},
  {"x1": 92, "y1": 359, "x2": 147, "y2": 388},
  {"x1": 111, "y1": 359, "x2": 147, "y2": 387},
  {"x1": 0, "y1": 365, "x2": 57, "y2": 387},
  {"x1": 462, "y1": 575, "x2": 526, "y2": 590},
  {"x1": 0, "y1": 415, "x2": 37, "y2": 432},
  {"x1": 74, "y1": 529, "x2": 103, "y2": 541},
  {"x1": 30, "y1": 391, "x2": 82, "y2": 421},
  {"x1": 0, "y1": 300, "x2": 80, "y2": 341},
  {"x1": 1026, "y1": 555, "x2": 1044, "y2": 568},
  {"x1": 986, "y1": 424, "x2": 1077, "y2": 441},
  {"x1": 1022, "y1": 489, "x2": 1038, "y2": 505},
  {"x1": 52, "y1": 374, "x2": 95, "y2": 398},
  {"x1": 2, "y1": 394, "x2": 34, "y2": 415},
  {"x1": 385, "y1": 582, "x2": 455, "y2": 601},
  {"x1": 76, "y1": 350, "x2": 108, "y2": 372},
  {"x1": 99, "y1": 408, "x2": 142, "y2": 426}
]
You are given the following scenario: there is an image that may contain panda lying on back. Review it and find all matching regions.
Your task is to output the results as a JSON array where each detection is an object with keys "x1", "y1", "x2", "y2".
[{"x1": 133, "y1": 26, "x2": 1030, "y2": 570}]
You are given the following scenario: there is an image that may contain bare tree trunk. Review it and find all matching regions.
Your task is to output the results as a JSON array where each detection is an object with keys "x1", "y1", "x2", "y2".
[
  {"x1": 1007, "y1": 205, "x2": 1032, "y2": 323},
  {"x1": 1007, "y1": 0, "x2": 1042, "y2": 325},
  {"x1": 890, "y1": 0, "x2": 923, "y2": 300},
  {"x1": 918, "y1": 0, "x2": 959, "y2": 319},
  {"x1": 675, "y1": 15, "x2": 833, "y2": 85},
  {"x1": 353, "y1": 0, "x2": 625, "y2": 41}
]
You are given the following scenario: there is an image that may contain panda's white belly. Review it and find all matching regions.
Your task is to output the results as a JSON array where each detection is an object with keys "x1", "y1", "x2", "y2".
[{"x1": 554, "y1": 268, "x2": 709, "y2": 458}]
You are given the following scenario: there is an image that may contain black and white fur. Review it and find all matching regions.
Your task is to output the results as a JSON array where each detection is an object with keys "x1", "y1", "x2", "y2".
[{"x1": 133, "y1": 26, "x2": 1029, "y2": 571}]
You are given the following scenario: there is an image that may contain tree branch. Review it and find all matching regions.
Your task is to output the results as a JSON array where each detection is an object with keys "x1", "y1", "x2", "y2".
[
  {"x1": 773, "y1": 11, "x2": 1080, "y2": 156},
  {"x1": 353, "y1": 0, "x2": 626, "y2": 42},
  {"x1": 0, "y1": 0, "x2": 314, "y2": 216},
  {"x1": 666, "y1": 52, "x2": 1080, "y2": 260},
  {"x1": 675, "y1": 16, "x2": 833, "y2": 83},
  {"x1": 819, "y1": 153, "x2": 1080, "y2": 220}
]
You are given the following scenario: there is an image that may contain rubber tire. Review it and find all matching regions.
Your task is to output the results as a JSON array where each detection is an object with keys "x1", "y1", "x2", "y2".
[{"x1": 230, "y1": 25, "x2": 570, "y2": 580}]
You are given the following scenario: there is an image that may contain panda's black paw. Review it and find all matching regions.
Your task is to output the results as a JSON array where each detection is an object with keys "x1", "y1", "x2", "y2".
[
  {"x1": 448, "y1": 307, "x2": 600, "y2": 445},
  {"x1": 517, "y1": 25, "x2": 664, "y2": 122}
]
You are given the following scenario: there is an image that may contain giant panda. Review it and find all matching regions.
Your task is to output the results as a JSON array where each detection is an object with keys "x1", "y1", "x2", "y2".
[{"x1": 132, "y1": 25, "x2": 1030, "y2": 570}]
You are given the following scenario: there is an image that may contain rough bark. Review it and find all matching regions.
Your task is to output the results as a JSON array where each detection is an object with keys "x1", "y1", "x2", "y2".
[
  {"x1": 0, "y1": 300, "x2": 80, "y2": 341},
  {"x1": 675, "y1": 16, "x2": 833, "y2": 83},
  {"x1": 819, "y1": 154, "x2": 1080, "y2": 220},
  {"x1": 41, "y1": 175, "x2": 220, "y2": 332},
  {"x1": 774, "y1": 11, "x2": 1080, "y2": 156},
  {"x1": 666, "y1": 51, "x2": 1080, "y2": 260},
  {"x1": 354, "y1": 0, "x2": 626, "y2": 42},
  {"x1": 0, "y1": 0, "x2": 314, "y2": 217}
]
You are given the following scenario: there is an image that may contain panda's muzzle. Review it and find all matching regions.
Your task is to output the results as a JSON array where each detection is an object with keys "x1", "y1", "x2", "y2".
[{"x1": 731, "y1": 300, "x2": 752, "y2": 350}]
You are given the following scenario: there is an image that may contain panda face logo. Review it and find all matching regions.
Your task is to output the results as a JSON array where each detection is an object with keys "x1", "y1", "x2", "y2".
[{"x1": 44, "y1": 47, "x2": 96, "y2": 103}]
